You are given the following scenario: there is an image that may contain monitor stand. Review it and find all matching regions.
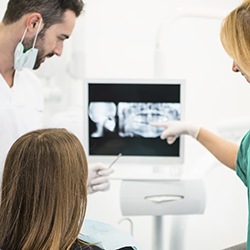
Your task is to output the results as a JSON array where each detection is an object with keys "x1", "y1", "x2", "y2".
[
  {"x1": 120, "y1": 179, "x2": 206, "y2": 249},
  {"x1": 153, "y1": 216, "x2": 164, "y2": 249}
]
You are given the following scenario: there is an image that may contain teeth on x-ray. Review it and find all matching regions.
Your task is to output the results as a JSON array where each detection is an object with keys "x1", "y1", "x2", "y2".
[
  {"x1": 89, "y1": 101, "x2": 180, "y2": 138},
  {"x1": 118, "y1": 102, "x2": 180, "y2": 138}
]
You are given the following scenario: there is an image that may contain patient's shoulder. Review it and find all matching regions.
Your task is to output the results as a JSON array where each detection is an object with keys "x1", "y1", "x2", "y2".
[
  {"x1": 71, "y1": 239, "x2": 103, "y2": 250},
  {"x1": 71, "y1": 239, "x2": 135, "y2": 250}
]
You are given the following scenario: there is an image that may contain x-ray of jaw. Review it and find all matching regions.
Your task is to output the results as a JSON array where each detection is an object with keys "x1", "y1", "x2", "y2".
[
  {"x1": 88, "y1": 102, "x2": 117, "y2": 137},
  {"x1": 88, "y1": 102, "x2": 180, "y2": 138}
]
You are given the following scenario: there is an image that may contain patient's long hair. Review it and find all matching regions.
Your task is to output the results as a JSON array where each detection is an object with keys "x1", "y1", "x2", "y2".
[
  {"x1": 220, "y1": 0, "x2": 250, "y2": 76},
  {"x1": 0, "y1": 128, "x2": 88, "y2": 250}
]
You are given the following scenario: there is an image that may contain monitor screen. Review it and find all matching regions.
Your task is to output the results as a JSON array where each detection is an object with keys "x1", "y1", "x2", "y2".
[{"x1": 83, "y1": 78, "x2": 185, "y2": 170}]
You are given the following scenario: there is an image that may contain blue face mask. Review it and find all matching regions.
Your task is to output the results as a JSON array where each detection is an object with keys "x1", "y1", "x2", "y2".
[{"x1": 14, "y1": 19, "x2": 42, "y2": 71}]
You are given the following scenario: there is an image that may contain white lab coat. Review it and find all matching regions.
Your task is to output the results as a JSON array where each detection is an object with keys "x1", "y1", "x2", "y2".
[{"x1": 0, "y1": 69, "x2": 44, "y2": 178}]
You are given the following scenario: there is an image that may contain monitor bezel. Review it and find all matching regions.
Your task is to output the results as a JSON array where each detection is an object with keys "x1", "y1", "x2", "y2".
[{"x1": 83, "y1": 78, "x2": 185, "y2": 167}]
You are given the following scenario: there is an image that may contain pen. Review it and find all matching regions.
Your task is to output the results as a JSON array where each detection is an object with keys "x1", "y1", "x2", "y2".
[{"x1": 109, "y1": 153, "x2": 122, "y2": 168}]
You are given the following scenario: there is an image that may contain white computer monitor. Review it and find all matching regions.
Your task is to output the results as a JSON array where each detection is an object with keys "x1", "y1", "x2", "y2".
[{"x1": 83, "y1": 78, "x2": 185, "y2": 176}]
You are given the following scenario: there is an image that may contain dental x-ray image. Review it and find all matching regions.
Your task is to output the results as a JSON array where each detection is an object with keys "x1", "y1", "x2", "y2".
[
  {"x1": 88, "y1": 102, "x2": 117, "y2": 137},
  {"x1": 87, "y1": 81, "x2": 183, "y2": 156},
  {"x1": 118, "y1": 102, "x2": 180, "y2": 138},
  {"x1": 88, "y1": 102, "x2": 180, "y2": 138}
]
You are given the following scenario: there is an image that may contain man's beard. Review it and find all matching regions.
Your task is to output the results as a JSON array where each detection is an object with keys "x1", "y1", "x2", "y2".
[{"x1": 22, "y1": 30, "x2": 54, "y2": 70}]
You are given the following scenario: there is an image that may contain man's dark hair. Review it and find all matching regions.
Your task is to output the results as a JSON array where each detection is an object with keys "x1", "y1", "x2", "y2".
[{"x1": 2, "y1": 0, "x2": 84, "y2": 28}]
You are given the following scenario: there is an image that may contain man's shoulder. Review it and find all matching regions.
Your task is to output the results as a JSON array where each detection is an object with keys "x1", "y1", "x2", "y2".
[
  {"x1": 15, "y1": 69, "x2": 43, "y2": 90},
  {"x1": 18, "y1": 69, "x2": 41, "y2": 81}
]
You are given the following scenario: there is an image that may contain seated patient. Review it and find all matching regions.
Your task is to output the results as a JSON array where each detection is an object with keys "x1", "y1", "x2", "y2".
[{"x1": 0, "y1": 128, "x2": 133, "y2": 250}]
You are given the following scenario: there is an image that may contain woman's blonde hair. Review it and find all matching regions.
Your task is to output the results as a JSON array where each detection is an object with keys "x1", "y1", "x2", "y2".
[
  {"x1": 0, "y1": 128, "x2": 88, "y2": 250},
  {"x1": 220, "y1": 0, "x2": 250, "y2": 76}
]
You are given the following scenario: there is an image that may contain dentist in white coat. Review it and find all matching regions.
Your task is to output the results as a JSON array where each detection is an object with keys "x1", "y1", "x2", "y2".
[{"x1": 0, "y1": 0, "x2": 113, "y2": 193}]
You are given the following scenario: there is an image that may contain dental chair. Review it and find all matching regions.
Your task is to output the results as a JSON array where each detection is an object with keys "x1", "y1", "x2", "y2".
[{"x1": 80, "y1": 219, "x2": 139, "y2": 250}]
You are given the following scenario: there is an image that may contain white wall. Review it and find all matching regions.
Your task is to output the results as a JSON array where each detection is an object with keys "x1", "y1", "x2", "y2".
[{"x1": 1, "y1": 0, "x2": 249, "y2": 249}]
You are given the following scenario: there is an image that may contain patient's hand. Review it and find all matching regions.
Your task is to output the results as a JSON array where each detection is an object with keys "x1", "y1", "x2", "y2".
[{"x1": 88, "y1": 163, "x2": 114, "y2": 194}]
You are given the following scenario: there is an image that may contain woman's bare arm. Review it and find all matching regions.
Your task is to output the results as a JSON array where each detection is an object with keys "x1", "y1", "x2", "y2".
[{"x1": 197, "y1": 127, "x2": 239, "y2": 170}]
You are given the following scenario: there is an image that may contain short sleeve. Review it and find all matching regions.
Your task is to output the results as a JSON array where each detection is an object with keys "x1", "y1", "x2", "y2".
[{"x1": 236, "y1": 130, "x2": 250, "y2": 187}]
